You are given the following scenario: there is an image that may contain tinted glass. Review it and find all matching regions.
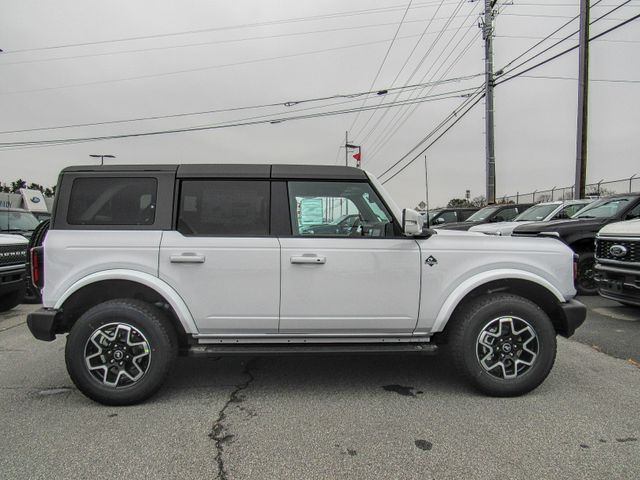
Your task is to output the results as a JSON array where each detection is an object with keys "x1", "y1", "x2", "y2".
[
  {"x1": 0, "y1": 210, "x2": 40, "y2": 232},
  {"x1": 574, "y1": 196, "x2": 635, "y2": 219},
  {"x1": 178, "y1": 180, "x2": 270, "y2": 235},
  {"x1": 288, "y1": 181, "x2": 393, "y2": 237},
  {"x1": 498, "y1": 207, "x2": 519, "y2": 221},
  {"x1": 515, "y1": 204, "x2": 558, "y2": 221},
  {"x1": 67, "y1": 177, "x2": 157, "y2": 225},
  {"x1": 467, "y1": 206, "x2": 499, "y2": 221}
]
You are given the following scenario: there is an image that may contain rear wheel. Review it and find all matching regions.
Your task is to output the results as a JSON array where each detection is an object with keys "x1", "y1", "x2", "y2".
[
  {"x1": 449, "y1": 293, "x2": 557, "y2": 397},
  {"x1": 65, "y1": 299, "x2": 177, "y2": 405}
]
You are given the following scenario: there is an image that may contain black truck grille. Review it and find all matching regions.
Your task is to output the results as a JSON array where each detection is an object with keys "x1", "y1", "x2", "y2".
[
  {"x1": 596, "y1": 238, "x2": 639, "y2": 263},
  {"x1": 0, "y1": 244, "x2": 27, "y2": 267}
]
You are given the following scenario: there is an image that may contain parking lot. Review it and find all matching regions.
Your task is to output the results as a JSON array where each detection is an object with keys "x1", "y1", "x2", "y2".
[{"x1": 1, "y1": 297, "x2": 638, "y2": 480}]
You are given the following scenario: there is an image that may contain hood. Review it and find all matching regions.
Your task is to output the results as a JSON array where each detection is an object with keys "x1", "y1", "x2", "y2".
[
  {"x1": 0, "y1": 233, "x2": 29, "y2": 245},
  {"x1": 513, "y1": 217, "x2": 607, "y2": 234},
  {"x1": 435, "y1": 221, "x2": 480, "y2": 231},
  {"x1": 470, "y1": 221, "x2": 534, "y2": 235},
  {"x1": 598, "y1": 218, "x2": 640, "y2": 237}
]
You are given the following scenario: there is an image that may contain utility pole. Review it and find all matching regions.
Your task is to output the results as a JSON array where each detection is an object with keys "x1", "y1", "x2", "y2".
[
  {"x1": 482, "y1": 0, "x2": 497, "y2": 204},
  {"x1": 574, "y1": 0, "x2": 590, "y2": 199},
  {"x1": 345, "y1": 131, "x2": 349, "y2": 166},
  {"x1": 89, "y1": 154, "x2": 115, "y2": 165}
]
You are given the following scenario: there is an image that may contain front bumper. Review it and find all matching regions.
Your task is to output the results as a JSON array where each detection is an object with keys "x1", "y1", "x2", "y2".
[
  {"x1": 0, "y1": 265, "x2": 26, "y2": 296},
  {"x1": 556, "y1": 299, "x2": 587, "y2": 338},
  {"x1": 594, "y1": 263, "x2": 640, "y2": 307},
  {"x1": 26, "y1": 308, "x2": 61, "y2": 342}
]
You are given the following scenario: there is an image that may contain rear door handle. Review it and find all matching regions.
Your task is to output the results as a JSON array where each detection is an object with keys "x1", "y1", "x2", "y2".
[
  {"x1": 290, "y1": 255, "x2": 326, "y2": 265},
  {"x1": 170, "y1": 253, "x2": 206, "y2": 264}
]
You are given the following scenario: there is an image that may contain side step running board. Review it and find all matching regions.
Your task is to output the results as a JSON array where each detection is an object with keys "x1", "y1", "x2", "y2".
[{"x1": 187, "y1": 343, "x2": 438, "y2": 356}]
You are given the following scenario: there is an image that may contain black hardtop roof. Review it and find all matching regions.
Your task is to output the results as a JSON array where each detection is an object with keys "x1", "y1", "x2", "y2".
[{"x1": 61, "y1": 164, "x2": 367, "y2": 180}]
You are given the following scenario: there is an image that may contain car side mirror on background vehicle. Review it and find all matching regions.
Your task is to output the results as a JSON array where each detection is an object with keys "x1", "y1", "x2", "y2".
[
  {"x1": 402, "y1": 208, "x2": 424, "y2": 236},
  {"x1": 435, "y1": 217, "x2": 445, "y2": 224}
]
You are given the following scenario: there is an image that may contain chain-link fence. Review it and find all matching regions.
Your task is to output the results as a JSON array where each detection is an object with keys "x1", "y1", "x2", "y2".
[{"x1": 498, "y1": 174, "x2": 640, "y2": 204}]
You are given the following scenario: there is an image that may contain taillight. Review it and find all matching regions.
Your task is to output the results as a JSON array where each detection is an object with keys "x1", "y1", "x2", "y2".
[
  {"x1": 30, "y1": 246, "x2": 44, "y2": 290},
  {"x1": 573, "y1": 253, "x2": 579, "y2": 281}
]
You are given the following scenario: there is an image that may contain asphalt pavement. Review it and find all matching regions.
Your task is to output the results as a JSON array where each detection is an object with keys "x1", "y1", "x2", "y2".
[{"x1": 1, "y1": 298, "x2": 638, "y2": 480}]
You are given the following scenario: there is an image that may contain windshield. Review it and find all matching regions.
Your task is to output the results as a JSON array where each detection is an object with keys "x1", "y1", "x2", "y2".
[
  {"x1": 514, "y1": 204, "x2": 558, "y2": 221},
  {"x1": 573, "y1": 196, "x2": 634, "y2": 219},
  {"x1": 467, "y1": 206, "x2": 499, "y2": 222},
  {"x1": 0, "y1": 210, "x2": 40, "y2": 232}
]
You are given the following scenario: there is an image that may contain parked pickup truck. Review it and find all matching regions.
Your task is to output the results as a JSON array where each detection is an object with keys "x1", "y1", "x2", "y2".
[
  {"x1": 27, "y1": 164, "x2": 586, "y2": 405},
  {"x1": 594, "y1": 219, "x2": 640, "y2": 306},
  {"x1": 513, "y1": 193, "x2": 640, "y2": 295},
  {"x1": 0, "y1": 233, "x2": 28, "y2": 312}
]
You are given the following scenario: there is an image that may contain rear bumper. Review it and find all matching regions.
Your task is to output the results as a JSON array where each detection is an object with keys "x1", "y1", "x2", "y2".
[
  {"x1": 556, "y1": 299, "x2": 587, "y2": 338},
  {"x1": 26, "y1": 308, "x2": 61, "y2": 342}
]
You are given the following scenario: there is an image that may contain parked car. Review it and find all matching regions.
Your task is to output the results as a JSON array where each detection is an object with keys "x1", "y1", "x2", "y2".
[
  {"x1": 470, "y1": 200, "x2": 591, "y2": 236},
  {"x1": 594, "y1": 219, "x2": 640, "y2": 306},
  {"x1": 0, "y1": 233, "x2": 28, "y2": 312},
  {"x1": 27, "y1": 164, "x2": 585, "y2": 405},
  {"x1": 513, "y1": 193, "x2": 640, "y2": 295},
  {"x1": 0, "y1": 208, "x2": 41, "y2": 239},
  {"x1": 423, "y1": 207, "x2": 479, "y2": 226},
  {"x1": 436, "y1": 203, "x2": 535, "y2": 231}
]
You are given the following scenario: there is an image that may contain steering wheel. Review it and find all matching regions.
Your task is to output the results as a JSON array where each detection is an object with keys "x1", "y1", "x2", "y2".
[{"x1": 347, "y1": 215, "x2": 364, "y2": 236}]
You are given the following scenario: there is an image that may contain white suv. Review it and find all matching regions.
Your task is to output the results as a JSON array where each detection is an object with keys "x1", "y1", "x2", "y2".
[{"x1": 27, "y1": 164, "x2": 586, "y2": 405}]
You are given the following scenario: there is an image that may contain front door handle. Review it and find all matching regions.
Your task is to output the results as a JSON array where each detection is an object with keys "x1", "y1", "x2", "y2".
[
  {"x1": 170, "y1": 253, "x2": 206, "y2": 264},
  {"x1": 291, "y1": 255, "x2": 326, "y2": 265}
]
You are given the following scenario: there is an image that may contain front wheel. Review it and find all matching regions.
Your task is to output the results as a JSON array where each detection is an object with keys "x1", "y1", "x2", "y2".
[
  {"x1": 576, "y1": 251, "x2": 597, "y2": 295},
  {"x1": 449, "y1": 293, "x2": 557, "y2": 397},
  {"x1": 65, "y1": 299, "x2": 177, "y2": 405}
]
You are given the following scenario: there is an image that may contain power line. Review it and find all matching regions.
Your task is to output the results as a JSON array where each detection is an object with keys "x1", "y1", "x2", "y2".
[
  {"x1": 359, "y1": 0, "x2": 476, "y2": 153},
  {"x1": 0, "y1": 20, "x2": 474, "y2": 67},
  {"x1": 0, "y1": 86, "x2": 479, "y2": 150},
  {"x1": 0, "y1": 1, "x2": 462, "y2": 55},
  {"x1": 0, "y1": 74, "x2": 481, "y2": 135},
  {"x1": 365, "y1": 7, "x2": 481, "y2": 161},
  {"x1": 380, "y1": 92, "x2": 485, "y2": 184},
  {"x1": 495, "y1": 11, "x2": 640, "y2": 86},
  {"x1": 347, "y1": 0, "x2": 414, "y2": 135},
  {"x1": 520, "y1": 74, "x2": 640, "y2": 83},
  {"x1": 1, "y1": 30, "x2": 471, "y2": 95}
]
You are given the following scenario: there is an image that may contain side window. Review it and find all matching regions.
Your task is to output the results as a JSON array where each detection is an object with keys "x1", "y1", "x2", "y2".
[
  {"x1": 440, "y1": 211, "x2": 458, "y2": 223},
  {"x1": 555, "y1": 204, "x2": 583, "y2": 219},
  {"x1": 626, "y1": 202, "x2": 640, "y2": 220},
  {"x1": 67, "y1": 177, "x2": 157, "y2": 225},
  {"x1": 178, "y1": 180, "x2": 270, "y2": 235},
  {"x1": 498, "y1": 207, "x2": 518, "y2": 221},
  {"x1": 288, "y1": 181, "x2": 394, "y2": 237}
]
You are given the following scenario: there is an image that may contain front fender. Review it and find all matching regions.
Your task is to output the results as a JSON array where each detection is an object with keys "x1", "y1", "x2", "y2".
[
  {"x1": 53, "y1": 269, "x2": 199, "y2": 334},
  {"x1": 428, "y1": 269, "x2": 565, "y2": 333}
]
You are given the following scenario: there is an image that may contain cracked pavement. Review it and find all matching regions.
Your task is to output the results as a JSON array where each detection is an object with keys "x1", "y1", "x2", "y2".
[{"x1": 1, "y1": 301, "x2": 639, "y2": 479}]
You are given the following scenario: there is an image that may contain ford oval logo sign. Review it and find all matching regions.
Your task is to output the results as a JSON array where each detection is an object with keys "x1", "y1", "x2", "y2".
[
  {"x1": 31, "y1": 197, "x2": 41, "y2": 203},
  {"x1": 609, "y1": 245, "x2": 628, "y2": 258}
]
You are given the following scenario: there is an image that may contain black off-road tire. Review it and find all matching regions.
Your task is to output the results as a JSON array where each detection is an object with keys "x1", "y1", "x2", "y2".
[
  {"x1": 448, "y1": 293, "x2": 557, "y2": 397},
  {"x1": 575, "y1": 251, "x2": 597, "y2": 296},
  {"x1": 65, "y1": 299, "x2": 178, "y2": 405}
]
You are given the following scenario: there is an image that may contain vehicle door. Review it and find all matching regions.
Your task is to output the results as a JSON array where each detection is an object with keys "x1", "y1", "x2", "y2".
[
  {"x1": 278, "y1": 180, "x2": 421, "y2": 334},
  {"x1": 159, "y1": 178, "x2": 280, "y2": 334}
]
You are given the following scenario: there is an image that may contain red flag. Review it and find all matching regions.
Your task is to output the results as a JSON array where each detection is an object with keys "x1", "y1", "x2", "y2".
[{"x1": 353, "y1": 152, "x2": 361, "y2": 161}]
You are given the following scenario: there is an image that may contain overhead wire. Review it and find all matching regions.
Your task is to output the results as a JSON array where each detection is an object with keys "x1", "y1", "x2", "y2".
[
  {"x1": 0, "y1": 74, "x2": 481, "y2": 135},
  {"x1": 346, "y1": 0, "x2": 414, "y2": 135}
]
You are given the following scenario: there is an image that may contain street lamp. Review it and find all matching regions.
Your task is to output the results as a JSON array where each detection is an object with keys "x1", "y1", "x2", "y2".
[{"x1": 89, "y1": 154, "x2": 115, "y2": 166}]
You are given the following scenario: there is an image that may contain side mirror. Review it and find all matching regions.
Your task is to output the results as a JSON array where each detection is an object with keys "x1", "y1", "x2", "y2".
[
  {"x1": 435, "y1": 217, "x2": 446, "y2": 224},
  {"x1": 402, "y1": 208, "x2": 424, "y2": 236}
]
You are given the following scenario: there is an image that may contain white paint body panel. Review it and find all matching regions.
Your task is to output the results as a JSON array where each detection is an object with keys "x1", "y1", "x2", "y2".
[
  {"x1": 415, "y1": 230, "x2": 576, "y2": 333},
  {"x1": 598, "y1": 218, "x2": 640, "y2": 237},
  {"x1": 279, "y1": 237, "x2": 421, "y2": 333},
  {"x1": 159, "y1": 231, "x2": 280, "y2": 334},
  {"x1": 43, "y1": 230, "x2": 162, "y2": 308}
]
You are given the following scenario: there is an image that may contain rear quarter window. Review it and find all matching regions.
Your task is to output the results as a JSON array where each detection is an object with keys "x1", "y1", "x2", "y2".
[{"x1": 67, "y1": 177, "x2": 157, "y2": 226}]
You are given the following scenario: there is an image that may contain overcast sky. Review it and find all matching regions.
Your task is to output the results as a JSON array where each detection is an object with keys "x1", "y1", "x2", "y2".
[{"x1": 1, "y1": 0, "x2": 639, "y2": 208}]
